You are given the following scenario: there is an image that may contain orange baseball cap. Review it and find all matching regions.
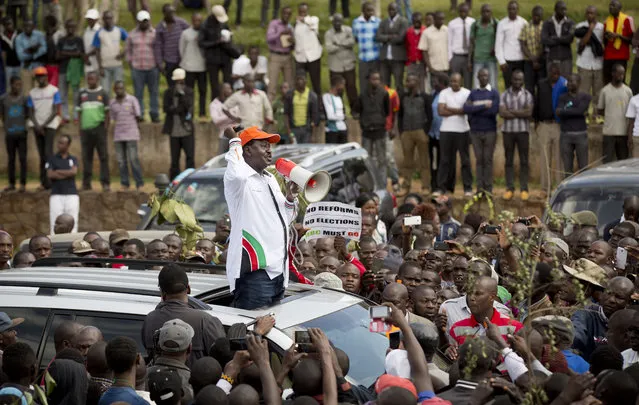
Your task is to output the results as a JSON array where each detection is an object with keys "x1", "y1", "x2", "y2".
[
  {"x1": 375, "y1": 374, "x2": 417, "y2": 398},
  {"x1": 239, "y1": 126, "x2": 280, "y2": 146},
  {"x1": 32, "y1": 66, "x2": 47, "y2": 76}
]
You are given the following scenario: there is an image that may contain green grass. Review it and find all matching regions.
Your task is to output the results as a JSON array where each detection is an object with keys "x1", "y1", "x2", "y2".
[{"x1": 90, "y1": 0, "x2": 639, "y2": 118}]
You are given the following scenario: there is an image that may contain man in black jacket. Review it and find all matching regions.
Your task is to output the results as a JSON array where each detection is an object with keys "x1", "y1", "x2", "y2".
[
  {"x1": 198, "y1": 5, "x2": 233, "y2": 101},
  {"x1": 541, "y1": 1, "x2": 575, "y2": 78},
  {"x1": 398, "y1": 73, "x2": 433, "y2": 194},
  {"x1": 556, "y1": 73, "x2": 591, "y2": 177},
  {"x1": 376, "y1": 2, "x2": 408, "y2": 94},
  {"x1": 162, "y1": 68, "x2": 195, "y2": 179}
]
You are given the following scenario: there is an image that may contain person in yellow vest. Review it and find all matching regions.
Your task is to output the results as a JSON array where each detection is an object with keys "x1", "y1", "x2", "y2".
[
  {"x1": 283, "y1": 74, "x2": 320, "y2": 143},
  {"x1": 603, "y1": 0, "x2": 633, "y2": 84}
]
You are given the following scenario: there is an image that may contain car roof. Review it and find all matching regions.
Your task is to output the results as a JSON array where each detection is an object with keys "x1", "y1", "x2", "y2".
[
  {"x1": 555, "y1": 158, "x2": 639, "y2": 190},
  {"x1": 0, "y1": 268, "x2": 363, "y2": 330},
  {"x1": 19, "y1": 230, "x2": 217, "y2": 249}
]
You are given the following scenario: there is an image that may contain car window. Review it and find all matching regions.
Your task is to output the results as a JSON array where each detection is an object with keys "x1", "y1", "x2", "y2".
[
  {"x1": 75, "y1": 314, "x2": 146, "y2": 355},
  {"x1": 284, "y1": 303, "x2": 388, "y2": 387},
  {"x1": 173, "y1": 179, "x2": 227, "y2": 224},
  {"x1": 0, "y1": 307, "x2": 49, "y2": 359},
  {"x1": 41, "y1": 313, "x2": 74, "y2": 368},
  {"x1": 342, "y1": 157, "x2": 376, "y2": 199}
]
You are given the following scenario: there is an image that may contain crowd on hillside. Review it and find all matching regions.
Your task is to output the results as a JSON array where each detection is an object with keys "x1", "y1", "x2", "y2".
[{"x1": 4, "y1": 188, "x2": 639, "y2": 404}]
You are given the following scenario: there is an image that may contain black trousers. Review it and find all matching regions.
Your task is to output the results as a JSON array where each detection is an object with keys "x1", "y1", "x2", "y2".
[
  {"x1": 261, "y1": 0, "x2": 280, "y2": 25},
  {"x1": 602, "y1": 135, "x2": 629, "y2": 163},
  {"x1": 222, "y1": 0, "x2": 242, "y2": 24},
  {"x1": 163, "y1": 62, "x2": 180, "y2": 88},
  {"x1": 208, "y1": 63, "x2": 232, "y2": 102},
  {"x1": 185, "y1": 71, "x2": 207, "y2": 117},
  {"x1": 603, "y1": 59, "x2": 627, "y2": 85},
  {"x1": 428, "y1": 137, "x2": 439, "y2": 191},
  {"x1": 630, "y1": 57, "x2": 639, "y2": 95},
  {"x1": 437, "y1": 131, "x2": 472, "y2": 193},
  {"x1": 503, "y1": 131, "x2": 529, "y2": 192},
  {"x1": 35, "y1": 128, "x2": 55, "y2": 188},
  {"x1": 81, "y1": 124, "x2": 110, "y2": 188},
  {"x1": 326, "y1": 130, "x2": 348, "y2": 144},
  {"x1": 380, "y1": 60, "x2": 405, "y2": 94},
  {"x1": 329, "y1": 0, "x2": 349, "y2": 17},
  {"x1": 5, "y1": 134, "x2": 27, "y2": 186},
  {"x1": 523, "y1": 59, "x2": 546, "y2": 97},
  {"x1": 8, "y1": 5, "x2": 27, "y2": 24},
  {"x1": 296, "y1": 59, "x2": 322, "y2": 98},
  {"x1": 503, "y1": 60, "x2": 525, "y2": 89},
  {"x1": 170, "y1": 134, "x2": 195, "y2": 179}
]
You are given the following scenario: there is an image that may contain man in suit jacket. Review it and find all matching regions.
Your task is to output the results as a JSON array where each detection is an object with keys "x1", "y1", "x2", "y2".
[{"x1": 375, "y1": 2, "x2": 409, "y2": 94}]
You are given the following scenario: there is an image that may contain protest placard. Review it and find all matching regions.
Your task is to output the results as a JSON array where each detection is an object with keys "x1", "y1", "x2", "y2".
[{"x1": 302, "y1": 202, "x2": 362, "y2": 241}]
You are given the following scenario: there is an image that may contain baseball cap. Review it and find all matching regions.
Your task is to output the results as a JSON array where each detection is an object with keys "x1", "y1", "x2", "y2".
[
  {"x1": 0, "y1": 312, "x2": 24, "y2": 333},
  {"x1": 239, "y1": 126, "x2": 280, "y2": 146},
  {"x1": 171, "y1": 68, "x2": 186, "y2": 81},
  {"x1": 33, "y1": 66, "x2": 47, "y2": 76},
  {"x1": 375, "y1": 374, "x2": 417, "y2": 398},
  {"x1": 85, "y1": 8, "x2": 99, "y2": 19},
  {"x1": 71, "y1": 239, "x2": 95, "y2": 254},
  {"x1": 137, "y1": 10, "x2": 151, "y2": 21},
  {"x1": 148, "y1": 368, "x2": 183, "y2": 404},
  {"x1": 158, "y1": 318, "x2": 194, "y2": 352},
  {"x1": 109, "y1": 229, "x2": 130, "y2": 245},
  {"x1": 211, "y1": 5, "x2": 228, "y2": 23},
  {"x1": 158, "y1": 264, "x2": 189, "y2": 294}
]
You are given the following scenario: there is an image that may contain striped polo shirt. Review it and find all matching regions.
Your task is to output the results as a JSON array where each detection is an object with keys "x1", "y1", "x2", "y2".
[{"x1": 449, "y1": 308, "x2": 523, "y2": 346}]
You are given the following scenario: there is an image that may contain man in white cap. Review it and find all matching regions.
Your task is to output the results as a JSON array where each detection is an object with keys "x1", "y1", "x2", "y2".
[
  {"x1": 199, "y1": 5, "x2": 234, "y2": 102},
  {"x1": 83, "y1": 9, "x2": 101, "y2": 76},
  {"x1": 126, "y1": 10, "x2": 159, "y2": 123},
  {"x1": 162, "y1": 68, "x2": 195, "y2": 179},
  {"x1": 147, "y1": 319, "x2": 195, "y2": 403}
]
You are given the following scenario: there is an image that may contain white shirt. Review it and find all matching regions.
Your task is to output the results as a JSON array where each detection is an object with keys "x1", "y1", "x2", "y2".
[
  {"x1": 224, "y1": 138, "x2": 298, "y2": 291},
  {"x1": 623, "y1": 349, "x2": 639, "y2": 369},
  {"x1": 209, "y1": 98, "x2": 239, "y2": 139},
  {"x1": 447, "y1": 16, "x2": 476, "y2": 60},
  {"x1": 83, "y1": 23, "x2": 101, "y2": 74},
  {"x1": 386, "y1": 14, "x2": 400, "y2": 60},
  {"x1": 179, "y1": 27, "x2": 206, "y2": 72},
  {"x1": 322, "y1": 93, "x2": 347, "y2": 131},
  {"x1": 438, "y1": 87, "x2": 471, "y2": 133},
  {"x1": 418, "y1": 25, "x2": 449, "y2": 71},
  {"x1": 626, "y1": 94, "x2": 639, "y2": 137},
  {"x1": 439, "y1": 295, "x2": 512, "y2": 336},
  {"x1": 294, "y1": 15, "x2": 322, "y2": 63},
  {"x1": 575, "y1": 21, "x2": 604, "y2": 70},
  {"x1": 232, "y1": 54, "x2": 268, "y2": 89},
  {"x1": 495, "y1": 16, "x2": 528, "y2": 65}
]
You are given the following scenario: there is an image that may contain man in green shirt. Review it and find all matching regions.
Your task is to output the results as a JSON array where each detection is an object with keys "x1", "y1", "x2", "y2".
[
  {"x1": 469, "y1": 4, "x2": 499, "y2": 89},
  {"x1": 76, "y1": 71, "x2": 111, "y2": 191}
]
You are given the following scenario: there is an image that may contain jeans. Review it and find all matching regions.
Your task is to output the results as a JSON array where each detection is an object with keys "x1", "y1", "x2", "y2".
[
  {"x1": 115, "y1": 141, "x2": 144, "y2": 188},
  {"x1": 170, "y1": 135, "x2": 195, "y2": 179},
  {"x1": 291, "y1": 126, "x2": 312, "y2": 143},
  {"x1": 35, "y1": 128, "x2": 55, "y2": 188},
  {"x1": 325, "y1": 130, "x2": 348, "y2": 144},
  {"x1": 58, "y1": 73, "x2": 79, "y2": 120},
  {"x1": 450, "y1": 54, "x2": 472, "y2": 90},
  {"x1": 472, "y1": 60, "x2": 498, "y2": 90},
  {"x1": 395, "y1": 0, "x2": 411, "y2": 19},
  {"x1": 49, "y1": 194, "x2": 79, "y2": 234},
  {"x1": 101, "y1": 65, "x2": 124, "y2": 96},
  {"x1": 362, "y1": 131, "x2": 388, "y2": 188},
  {"x1": 185, "y1": 71, "x2": 207, "y2": 117},
  {"x1": 400, "y1": 129, "x2": 429, "y2": 190},
  {"x1": 380, "y1": 60, "x2": 405, "y2": 94},
  {"x1": 232, "y1": 271, "x2": 284, "y2": 310},
  {"x1": 81, "y1": 125, "x2": 110, "y2": 188},
  {"x1": 523, "y1": 59, "x2": 546, "y2": 97},
  {"x1": 261, "y1": 0, "x2": 280, "y2": 24},
  {"x1": 329, "y1": 0, "x2": 349, "y2": 17},
  {"x1": 470, "y1": 131, "x2": 496, "y2": 192},
  {"x1": 437, "y1": 131, "x2": 472, "y2": 193},
  {"x1": 428, "y1": 136, "x2": 439, "y2": 191},
  {"x1": 5, "y1": 134, "x2": 27, "y2": 186},
  {"x1": 560, "y1": 131, "x2": 588, "y2": 178},
  {"x1": 602, "y1": 135, "x2": 629, "y2": 163},
  {"x1": 131, "y1": 67, "x2": 160, "y2": 121},
  {"x1": 503, "y1": 131, "x2": 529, "y2": 192}
]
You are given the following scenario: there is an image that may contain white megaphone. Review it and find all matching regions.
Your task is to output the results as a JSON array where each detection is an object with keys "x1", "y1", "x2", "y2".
[{"x1": 275, "y1": 158, "x2": 332, "y2": 203}]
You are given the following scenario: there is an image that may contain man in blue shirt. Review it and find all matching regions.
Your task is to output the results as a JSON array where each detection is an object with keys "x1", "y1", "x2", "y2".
[
  {"x1": 99, "y1": 336, "x2": 149, "y2": 405},
  {"x1": 352, "y1": 1, "x2": 380, "y2": 94},
  {"x1": 15, "y1": 20, "x2": 46, "y2": 90}
]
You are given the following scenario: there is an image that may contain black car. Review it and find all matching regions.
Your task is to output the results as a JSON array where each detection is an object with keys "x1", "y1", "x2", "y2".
[
  {"x1": 548, "y1": 159, "x2": 639, "y2": 235},
  {"x1": 138, "y1": 143, "x2": 395, "y2": 231}
]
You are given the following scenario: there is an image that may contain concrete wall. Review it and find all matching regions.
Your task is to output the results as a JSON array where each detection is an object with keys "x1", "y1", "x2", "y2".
[{"x1": 0, "y1": 121, "x2": 606, "y2": 183}]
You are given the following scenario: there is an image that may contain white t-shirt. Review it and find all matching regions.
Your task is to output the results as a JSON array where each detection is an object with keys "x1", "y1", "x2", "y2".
[
  {"x1": 626, "y1": 94, "x2": 639, "y2": 137},
  {"x1": 27, "y1": 84, "x2": 62, "y2": 129},
  {"x1": 232, "y1": 55, "x2": 268, "y2": 89},
  {"x1": 438, "y1": 87, "x2": 471, "y2": 133},
  {"x1": 622, "y1": 348, "x2": 639, "y2": 369}
]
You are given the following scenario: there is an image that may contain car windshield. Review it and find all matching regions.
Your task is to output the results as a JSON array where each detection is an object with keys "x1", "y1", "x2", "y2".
[
  {"x1": 284, "y1": 303, "x2": 388, "y2": 387},
  {"x1": 173, "y1": 178, "x2": 228, "y2": 224},
  {"x1": 551, "y1": 187, "x2": 635, "y2": 235}
]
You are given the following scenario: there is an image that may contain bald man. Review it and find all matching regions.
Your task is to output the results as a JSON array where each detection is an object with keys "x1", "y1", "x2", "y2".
[
  {"x1": 449, "y1": 276, "x2": 523, "y2": 345},
  {"x1": 73, "y1": 326, "x2": 104, "y2": 357},
  {"x1": 53, "y1": 213, "x2": 75, "y2": 234},
  {"x1": 382, "y1": 282, "x2": 437, "y2": 331},
  {"x1": 318, "y1": 256, "x2": 342, "y2": 274}
]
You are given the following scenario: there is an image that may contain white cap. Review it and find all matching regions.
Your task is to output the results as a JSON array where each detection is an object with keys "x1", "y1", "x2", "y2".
[
  {"x1": 85, "y1": 9, "x2": 99, "y2": 20},
  {"x1": 212, "y1": 5, "x2": 228, "y2": 23},
  {"x1": 171, "y1": 68, "x2": 186, "y2": 81},
  {"x1": 137, "y1": 10, "x2": 151, "y2": 22}
]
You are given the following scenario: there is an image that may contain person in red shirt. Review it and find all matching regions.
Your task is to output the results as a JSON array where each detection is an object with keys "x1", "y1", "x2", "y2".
[
  {"x1": 406, "y1": 12, "x2": 427, "y2": 92},
  {"x1": 448, "y1": 276, "x2": 523, "y2": 346},
  {"x1": 385, "y1": 85, "x2": 401, "y2": 192},
  {"x1": 603, "y1": 0, "x2": 634, "y2": 84}
]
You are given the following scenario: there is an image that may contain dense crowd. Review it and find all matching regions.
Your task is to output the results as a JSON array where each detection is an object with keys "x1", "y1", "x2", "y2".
[{"x1": 4, "y1": 188, "x2": 639, "y2": 403}]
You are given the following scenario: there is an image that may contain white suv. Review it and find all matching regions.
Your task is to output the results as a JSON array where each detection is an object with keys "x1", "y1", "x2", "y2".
[{"x1": 0, "y1": 267, "x2": 387, "y2": 387}]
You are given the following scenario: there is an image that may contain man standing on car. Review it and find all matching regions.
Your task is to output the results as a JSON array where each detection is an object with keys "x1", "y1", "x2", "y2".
[{"x1": 223, "y1": 126, "x2": 300, "y2": 310}]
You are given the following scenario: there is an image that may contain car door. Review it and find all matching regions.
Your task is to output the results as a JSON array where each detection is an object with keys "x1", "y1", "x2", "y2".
[{"x1": 0, "y1": 307, "x2": 50, "y2": 363}]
